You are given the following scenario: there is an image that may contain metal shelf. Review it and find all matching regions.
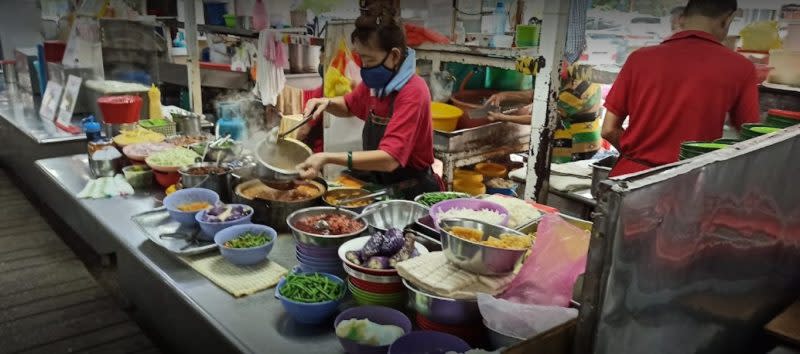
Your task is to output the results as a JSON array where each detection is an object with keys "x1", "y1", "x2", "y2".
[{"x1": 414, "y1": 43, "x2": 538, "y2": 70}]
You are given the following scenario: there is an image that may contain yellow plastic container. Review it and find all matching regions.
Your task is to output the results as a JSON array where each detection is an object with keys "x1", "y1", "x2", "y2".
[
  {"x1": 431, "y1": 102, "x2": 463, "y2": 132},
  {"x1": 453, "y1": 179, "x2": 486, "y2": 196},
  {"x1": 454, "y1": 169, "x2": 483, "y2": 183},
  {"x1": 475, "y1": 162, "x2": 508, "y2": 178}
]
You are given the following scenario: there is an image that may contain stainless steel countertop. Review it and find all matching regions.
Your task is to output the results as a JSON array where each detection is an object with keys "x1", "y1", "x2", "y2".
[
  {"x1": 35, "y1": 155, "x2": 344, "y2": 354},
  {"x1": 0, "y1": 85, "x2": 85, "y2": 144},
  {"x1": 549, "y1": 188, "x2": 596, "y2": 207}
]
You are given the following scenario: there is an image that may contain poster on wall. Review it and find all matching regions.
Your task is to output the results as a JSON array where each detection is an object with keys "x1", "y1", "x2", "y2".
[{"x1": 39, "y1": 81, "x2": 63, "y2": 122}]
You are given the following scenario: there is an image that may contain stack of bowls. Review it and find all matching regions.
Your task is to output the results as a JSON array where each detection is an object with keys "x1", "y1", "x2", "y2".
[
  {"x1": 765, "y1": 109, "x2": 800, "y2": 128},
  {"x1": 388, "y1": 331, "x2": 471, "y2": 354},
  {"x1": 679, "y1": 141, "x2": 730, "y2": 160},
  {"x1": 741, "y1": 124, "x2": 782, "y2": 140},
  {"x1": 338, "y1": 236, "x2": 429, "y2": 308},
  {"x1": 295, "y1": 243, "x2": 346, "y2": 277},
  {"x1": 287, "y1": 207, "x2": 367, "y2": 277}
]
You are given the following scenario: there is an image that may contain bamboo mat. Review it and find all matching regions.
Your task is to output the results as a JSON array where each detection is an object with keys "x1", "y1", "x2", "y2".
[{"x1": 179, "y1": 253, "x2": 288, "y2": 297}]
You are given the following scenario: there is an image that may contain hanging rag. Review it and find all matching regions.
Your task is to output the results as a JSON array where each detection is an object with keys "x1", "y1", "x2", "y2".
[
  {"x1": 374, "y1": 48, "x2": 417, "y2": 98},
  {"x1": 276, "y1": 85, "x2": 304, "y2": 115},
  {"x1": 253, "y1": 30, "x2": 287, "y2": 106},
  {"x1": 564, "y1": 0, "x2": 590, "y2": 64}
]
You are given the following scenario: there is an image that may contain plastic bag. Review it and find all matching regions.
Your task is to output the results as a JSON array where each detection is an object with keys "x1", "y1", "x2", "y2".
[
  {"x1": 324, "y1": 39, "x2": 361, "y2": 98},
  {"x1": 740, "y1": 21, "x2": 783, "y2": 52},
  {"x1": 430, "y1": 71, "x2": 455, "y2": 102},
  {"x1": 478, "y1": 293, "x2": 578, "y2": 340},
  {"x1": 500, "y1": 214, "x2": 590, "y2": 307}
]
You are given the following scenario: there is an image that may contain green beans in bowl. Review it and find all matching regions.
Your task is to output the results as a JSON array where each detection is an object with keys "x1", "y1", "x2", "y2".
[{"x1": 414, "y1": 192, "x2": 471, "y2": 208}]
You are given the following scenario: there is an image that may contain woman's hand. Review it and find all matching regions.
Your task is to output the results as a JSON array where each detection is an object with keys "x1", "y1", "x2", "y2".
[
  {"x1": 304, "y1": 98, "x2": 331, "y2": 120},
  {"x1": 296, "y1": 153, "x2": 328, "y2": 180},
  {"x1": 487, "y1": 104, "x2": 533, "y2": 125}
]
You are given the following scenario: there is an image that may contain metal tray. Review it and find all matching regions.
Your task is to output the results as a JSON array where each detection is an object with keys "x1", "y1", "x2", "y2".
[{"x1": 131, "y1": 207, "x2": 217, "y2": 256}]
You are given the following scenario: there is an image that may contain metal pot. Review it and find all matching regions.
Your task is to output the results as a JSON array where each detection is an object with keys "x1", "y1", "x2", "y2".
[
  {"x1": 179, "y1": 163, "x2": 233, "y2": 202},
  {"x1": 234, "y1": 179, "x2": 327, "y2": 232},
  {"x1": 403, "y1": 279, "x2": 481, "y2": 326},
  {"x1": 172, "y1": 112, "x2": 203, "y2": 136},
  {"x1": 590, "y1": 156, "x2": 617, "y2": 199}
]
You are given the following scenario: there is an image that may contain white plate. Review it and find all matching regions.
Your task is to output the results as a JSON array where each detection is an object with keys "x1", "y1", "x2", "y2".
[{"x1": 337, "y1": 235, "x2": 429, "y2": 275}]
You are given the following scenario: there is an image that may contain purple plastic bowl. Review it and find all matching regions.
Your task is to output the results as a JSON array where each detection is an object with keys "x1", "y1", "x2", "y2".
[
  {"x1": 296, "y1": 254, "x2": 342, "y2": 268},
  {"x1": 334, "y1": 306, "x2": 412, "y2": 354},
  {"x1": 195, "y1": 204, "x2": 254, "y2": 241},
  {"x1": 388, "y1": 331, "x2": 471, "y2": 354},
  {"x1": 429, "y1": 199, "x2": 509, "y2": 229},
  {"x1": 163, "y1": 188, "x2": 220, "y2": 225}
]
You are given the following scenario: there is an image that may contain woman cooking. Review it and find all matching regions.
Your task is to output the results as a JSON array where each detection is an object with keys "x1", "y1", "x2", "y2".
[{"x1": 296, "y1": 5, "x2": 442, "y2": 199}]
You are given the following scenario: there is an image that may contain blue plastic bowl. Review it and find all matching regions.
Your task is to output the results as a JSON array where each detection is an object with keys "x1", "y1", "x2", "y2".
[
  {"x1": 388, "y1": 331, "x2": 471, "y2": 354},
  {"x1": 276, "y1": 272, "x2": 346, "y2": 325},
  {"x1": 163, "y1": 188, "x2": 220, "y2": 226},
  {"x1": 195, "y1": 204, "x2": 254, "y2": 241},
  {"x1": 214, "y1": 224, "x2": 276, "y2": 266}
]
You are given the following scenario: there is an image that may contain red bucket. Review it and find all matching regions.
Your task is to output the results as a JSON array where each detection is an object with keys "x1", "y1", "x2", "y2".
[
  {"x1": 44, "y1": 41, "x2": 67, "y2": 63},
  {"x1": 97, "y1": 95, "x2": 143, "y2": 124}
]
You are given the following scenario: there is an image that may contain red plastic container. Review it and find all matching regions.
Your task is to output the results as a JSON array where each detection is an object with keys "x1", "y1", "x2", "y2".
[
  {"x1": 44, "y1": 41, "x2": 67, "y2": 63},
  {"x1": 768, "y1": 109, "x2": 800, "y2": 121},
  {"x1": 153, "y1": 170, "x2": 180, "y2": 188},
  {"x1": 348, "y1": 277, "x2": 405, "y2": 294},
  {"x1": 97, "y1": 95, "x2": 143, "y2": 124}
]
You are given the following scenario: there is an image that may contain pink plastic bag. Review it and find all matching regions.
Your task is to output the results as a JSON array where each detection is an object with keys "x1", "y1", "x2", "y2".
[{"x1": 500, "y1": 214, "x2": 590, "y2": 307}]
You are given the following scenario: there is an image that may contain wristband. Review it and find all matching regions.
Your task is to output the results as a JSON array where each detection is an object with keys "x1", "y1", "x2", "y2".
[{"x1": 347, "y1": 151, "x2": 353, "y2": 171}]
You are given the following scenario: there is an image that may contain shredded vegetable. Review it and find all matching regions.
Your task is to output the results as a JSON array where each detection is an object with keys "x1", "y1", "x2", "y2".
[
  {"x1": 279, "y1": 273, "x2": 344, "y2": 303},
  {"x1": 146, "y1": 148, "x2": 199, "y2": 167}
]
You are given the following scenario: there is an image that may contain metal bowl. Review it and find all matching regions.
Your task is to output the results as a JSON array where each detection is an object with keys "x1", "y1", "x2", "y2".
[
  {"x1": 438, "y1": 218, "x2": 528, "y2": 275},
  {"x1": 484, "y1": 319, "x2": 525, "y2": 349},
  {"x1": 360, "y1": 200, "x2": 429, "y2": 232},
  {"x1": 286, "y1": 206, "x2": 367, "y2": 248},
  {"x1": 402, "y1": 279, "x2": 480, "y2": 326},
  {"x1": 322, "y1": 188, "x2": 374, "y2": 213}
]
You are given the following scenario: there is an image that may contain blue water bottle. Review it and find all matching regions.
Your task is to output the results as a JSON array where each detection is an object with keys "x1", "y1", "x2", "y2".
[{"x1": 82, "y1": 116, "x2": 103, "y2": 142}]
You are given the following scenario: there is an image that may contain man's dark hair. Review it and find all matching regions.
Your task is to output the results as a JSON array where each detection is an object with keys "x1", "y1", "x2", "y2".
[
  {"x1": 684, "y1": 0, "x2": 737, "y2": 18},
  {"x1": 351, "y1": 3, "x2": 407, "y2": 55}
]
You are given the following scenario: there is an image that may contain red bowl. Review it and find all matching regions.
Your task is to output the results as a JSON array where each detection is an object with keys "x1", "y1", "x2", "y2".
[
  {"x1": 348, "y1": 277, "x2": 406, "y2": 294},
  {"x1": 97, "y1": 95, "x2": 143, "y2": 124},
  {"x1": 153, "y1": 170, "x2": 180, "y2": 188}
]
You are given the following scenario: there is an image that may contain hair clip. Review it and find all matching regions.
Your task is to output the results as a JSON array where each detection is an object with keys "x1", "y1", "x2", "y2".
[{"x1": 376, "y1": 16, "x2": 381, "y2": 25}]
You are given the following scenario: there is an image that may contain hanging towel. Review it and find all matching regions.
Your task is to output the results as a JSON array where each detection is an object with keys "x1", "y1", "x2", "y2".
[
  {"x1": 564, "y1": 0, "x2": 590, "y2": 64},
  {"x1": 375, "y1": 48, "x2": 417, "y2": 98},
  {"x1": 254, "y1": 29, "x2": 286, "y2": 106}
]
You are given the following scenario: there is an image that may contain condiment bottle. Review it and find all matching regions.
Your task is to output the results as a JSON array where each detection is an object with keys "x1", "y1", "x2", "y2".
[
  {"x1": 148, "y1": 84, "x2": 162, "y2": 119},
  {"x1": 82, "y1": 115, "x2": 103, "y2": 142}
]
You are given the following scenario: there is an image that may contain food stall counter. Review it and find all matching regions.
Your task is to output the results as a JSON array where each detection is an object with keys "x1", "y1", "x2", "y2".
[
  {"x1": 0, "y1": 85, "x2": 85, "y2": 144},
  {"x1": 35, "y1": 155, "x2": 345, "y2": 354}
]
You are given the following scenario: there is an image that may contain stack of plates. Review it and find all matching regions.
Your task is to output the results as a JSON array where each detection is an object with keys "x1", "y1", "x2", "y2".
[
  {"x1": 741, "y1": 124, "x2": 782, "y2": 140},
  {"x1": 296, "y1": 243, "x2": 345, "y2": 277},
  {"x1": 765, "y1": 109, "x2": 800, "y2": 129},
  {"x1": 343, "y1": 263, "x2": 407, "y2": 308},
  {"x1": 337, "y1": 236, "x2": 429, "y2": 309},
  {"x1": 679, "y1": 141, "x2": 730, "y2": 160},
  {"x1": 416, "y1": 313, "x2": 487, "y2": 347}
]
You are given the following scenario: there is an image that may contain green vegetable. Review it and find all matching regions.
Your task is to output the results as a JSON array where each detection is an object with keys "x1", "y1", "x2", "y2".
[
  {"x1": 146, "y1": 147, "x2": 199, "y2": 167},
  {"x1": 417, "y1": 192, "x2": 467, "y2": 207},
  {"x1": 279, "y1": 273, "x2": 344, "y2": 303},
  {"x1": 224, "y1": 232, "x2": 270, "y2": 249}
]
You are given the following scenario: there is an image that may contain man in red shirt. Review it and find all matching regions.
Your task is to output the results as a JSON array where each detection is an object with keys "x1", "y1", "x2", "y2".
[{"x1": 602, "y1": 0, "x2": 760, "y2": 177}]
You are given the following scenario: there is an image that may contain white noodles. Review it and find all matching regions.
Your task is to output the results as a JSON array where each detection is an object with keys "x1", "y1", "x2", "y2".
[{"x1": 436, "y1": 208, "x2": 506, "y2": 225}]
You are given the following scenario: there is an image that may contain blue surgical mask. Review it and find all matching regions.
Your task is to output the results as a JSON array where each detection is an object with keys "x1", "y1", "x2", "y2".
[{"x1": 360, "y1": 52, "x2": 396, "y2": 90}]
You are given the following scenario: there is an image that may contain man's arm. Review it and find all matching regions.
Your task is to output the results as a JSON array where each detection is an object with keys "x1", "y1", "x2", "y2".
[{"x1": 601, "y1": 111, "x2": 625, "y2": 150}]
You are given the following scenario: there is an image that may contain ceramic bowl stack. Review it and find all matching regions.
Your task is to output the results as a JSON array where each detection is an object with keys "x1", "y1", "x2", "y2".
[
  {"x1": 339, "y1": 236, "x2": 429, "y2": 309},
  {"x1": 740, "y1": 124, "x2": 782, "y2": 140},
  {"x1": 678, "y1": 141, "x2": 730, "y2": 160},
  {"x1": 295, "y1": 243, "x2": 346, "y2": 277},
  {"x1": 415, "y1": 313, "x2": 487, "y2": 347}
]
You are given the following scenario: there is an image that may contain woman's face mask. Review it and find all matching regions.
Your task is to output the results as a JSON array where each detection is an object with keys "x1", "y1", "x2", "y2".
[{"x1": 360, "y1": 52, "x2": 395, "y2": 90}]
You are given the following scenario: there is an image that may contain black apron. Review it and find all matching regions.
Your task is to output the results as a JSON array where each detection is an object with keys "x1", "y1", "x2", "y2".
[{"x1": 359, "y1": 95, "x2": 441, "y2": 200}]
